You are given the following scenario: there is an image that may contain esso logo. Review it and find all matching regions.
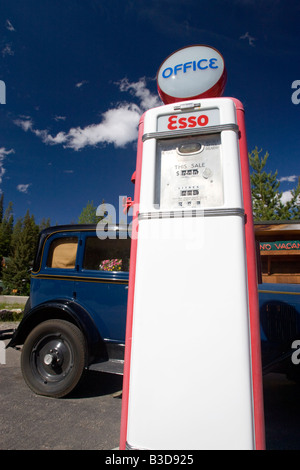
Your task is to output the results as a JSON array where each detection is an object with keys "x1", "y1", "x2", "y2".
[
  {"x1": 167, "y1": 114, "x2": 209, "y2": 130},
  {"x1": 157, "y1": 45, "x2": 227, "y2": 105}
]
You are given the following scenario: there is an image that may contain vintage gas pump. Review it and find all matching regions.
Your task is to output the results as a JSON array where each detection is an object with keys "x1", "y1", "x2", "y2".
[{"x1": 120, "y1": 46, "x2": 265, "y2": 450}]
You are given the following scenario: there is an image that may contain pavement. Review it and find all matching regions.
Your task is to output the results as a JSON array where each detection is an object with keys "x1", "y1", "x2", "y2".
[
  {"x1": 2, "y1": 323, "x2": 300, "y2": 450},
  {"x1": 0, "y1": 332, "x2": 123, "y2": 450},
  {"x1": 0, "y1": 295, "x2": 29, "y2": 305}
]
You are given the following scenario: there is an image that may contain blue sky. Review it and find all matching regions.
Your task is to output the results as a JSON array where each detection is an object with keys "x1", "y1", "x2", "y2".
[{"x1": 0, "y1": 0, "x2": 299, "y2": 225}]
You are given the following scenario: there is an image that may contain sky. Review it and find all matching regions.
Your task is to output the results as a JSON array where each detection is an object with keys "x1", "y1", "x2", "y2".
[{"x1": 0, "y1": 0, "x2": 299, "y2": 226}]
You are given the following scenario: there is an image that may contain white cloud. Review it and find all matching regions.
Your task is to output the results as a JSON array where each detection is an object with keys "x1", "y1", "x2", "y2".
[
  {"x1": 0, "y1": 167, "x2": 5, "y2": 184},
  {"x1": 54, "y1": 115, "x2": 66, "y2": 121},
  {"x1": 281, "y1": 190, "x2": 300, "y2": 205},
  {"x1": 39, "y1": 130, "x2": 68, "y2": 145},
  {"x1": 240, "y1": 32, "x2": 256, "y2": 46},
  {"x1": 14, "y1": 78, "x2": 161, "y2": 151},
  {"x1": 281, "y1": 190, "x2": 292, "y2": 204},
  {"x1": 75, "y1": 80, "x2": 88, "y2": 88},
  {"x1": 117, "y1": 77, "x2": 161, "y2": 111},
  {"x1": 60, "y1": 104, "x2": 141, "y2": 150},
  {"x1": 0, "y1": 147, "x2": 15, "y2": 184},
  {"x1": 5, "y1": 19, "x2": 15, "y2": 32},
  {"x1": 2, "y1": 43, "x2": 14, "y2": 57},
  {"x1": 14, "y1": 118, "x2": 33, "y2": 132},
  {"x1": 14, "y1": 118, "x2": 67, "y2": 144},
  {"x1": 17, "y1": 184, "x2": 31, "y2": 194},
  {"x1": 279, "y1": 175, "x2": 298, "y2": 183},
  {"x1": 0, "y1": 147, "x2": 15, "y2": 158}
]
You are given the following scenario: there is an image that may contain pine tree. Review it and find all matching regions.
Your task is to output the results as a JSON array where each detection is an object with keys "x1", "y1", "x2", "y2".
[
  {"x1": 10, "y1": 217, "x2": 22, "y2": 254},
  {"x1": 285, "y1": 177, "x2": 300, "y2": 220},
  {"x1": 0, "y1": 200, "x2": 14, "y2": 262},
  {"x1": 2, "y1": 210, "x2": 39, "y2": 295},
  {"x1": 249, "y1": 148, "x2": 282, "y2": 220},
  {"x1": 249, "y1": 148, "x2": 300, "y2": 221},
  {"x1": 78, "y1": 200, "x2": 104, "y2": 224},
  {"x1": 39, "y1": 217, "x2": 51, "y2": 231},
  {"x1": 0, "y1": 193, "x2": 4, "y2": 224}
]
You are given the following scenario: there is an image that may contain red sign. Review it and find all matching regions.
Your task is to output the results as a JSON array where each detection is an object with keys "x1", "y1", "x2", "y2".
[
  {"x1": 157, "y1": 108, "x2": 220, "y2": 132},
  {"x1": 167, "y1": 114, "x2": 209, "y2": 130}
]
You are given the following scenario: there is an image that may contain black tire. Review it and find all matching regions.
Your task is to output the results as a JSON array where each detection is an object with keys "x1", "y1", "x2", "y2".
[{"x1": 21, "y1": 319, "x2": 87, "y2": 398}]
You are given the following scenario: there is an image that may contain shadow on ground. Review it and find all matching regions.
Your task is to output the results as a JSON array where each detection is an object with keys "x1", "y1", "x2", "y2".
[{"x1": 69, "y1": 370, "x2": 123, "y2": 399}]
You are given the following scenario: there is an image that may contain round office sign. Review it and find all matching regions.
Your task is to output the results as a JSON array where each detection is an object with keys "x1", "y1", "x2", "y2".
[{"x1": 157, "y1": 45, "x2": 227, "y2": 104}]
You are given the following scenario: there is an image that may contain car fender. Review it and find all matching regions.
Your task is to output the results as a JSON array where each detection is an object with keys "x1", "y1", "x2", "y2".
[{"x1": 7, "y1": 298, "x2": 107, "y2": 363}]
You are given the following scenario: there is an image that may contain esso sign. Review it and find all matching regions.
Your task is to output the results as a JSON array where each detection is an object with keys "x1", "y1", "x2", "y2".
[
  {"x1": 167, "y1": 114, "x2": 209, "y2": 130},
  {"x1": 157, "y1": 107, "x2": 220, "y2": 132},
  {"x1": 157, "y1": 45, "x2": 227, "y2": 104}
]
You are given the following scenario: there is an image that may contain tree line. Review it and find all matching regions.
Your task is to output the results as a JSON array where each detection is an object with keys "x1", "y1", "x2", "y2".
[
  {"x1": 0, "y1": 148, "x2": 299, "y2": 295},
  {"x1": 249, "y1": 148, "x2": 300, "y2": 220},
  {"x1": 0, "y1": 195, "x2": 51, "y2": 295}
]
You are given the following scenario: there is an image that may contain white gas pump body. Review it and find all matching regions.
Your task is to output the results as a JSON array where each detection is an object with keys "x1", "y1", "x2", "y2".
[{"x1": 120, "y1": 97, "x2": 264, "y2": 450}]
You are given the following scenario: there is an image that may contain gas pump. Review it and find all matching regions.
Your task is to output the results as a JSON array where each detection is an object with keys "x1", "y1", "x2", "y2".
[{"x1": 120, "y1": 46, "x2": 265, "y2": 450}]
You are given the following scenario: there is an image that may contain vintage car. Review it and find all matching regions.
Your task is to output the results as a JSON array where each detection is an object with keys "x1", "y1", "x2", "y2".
[
  {"x1": 259, "y1": 283, "x2": 300, "y2": 380},
  {"x1": 7, "y1": 224, "x2": 130, "y2": 398}
]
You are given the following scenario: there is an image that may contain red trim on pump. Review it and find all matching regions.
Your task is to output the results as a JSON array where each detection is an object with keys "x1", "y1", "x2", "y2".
[
  {"x1": 232, "y1": 98, "x2": 266, "y2": 450},
  {"x1": 119, "y1": 115, "x2": 145, "y2": 450}
]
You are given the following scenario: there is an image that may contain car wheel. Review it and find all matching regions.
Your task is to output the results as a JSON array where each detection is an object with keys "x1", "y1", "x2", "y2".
[{"x1": 21, "y1": 319, "x2": 87, "y2": 398}]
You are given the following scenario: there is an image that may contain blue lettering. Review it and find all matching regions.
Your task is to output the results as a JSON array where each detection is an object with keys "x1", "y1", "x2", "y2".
[
  {"x1": 174, "y1": 64, "x2": 183, "y2": 75},
  {"x1": 209, "y1": 58, "x2": 218, "y2": 69},
  {"x1": 183, "y1": 61, "x2": 192, "y2": 73},
  {"x1": 161, "y1": 57, "x2": 220, "y2": 79},
  {"x1": 162, "y1": 67, "x2": 173, "y2": 78},
  {"x1": 197, "y1": 59, "x2": 208, "y2": 70}
]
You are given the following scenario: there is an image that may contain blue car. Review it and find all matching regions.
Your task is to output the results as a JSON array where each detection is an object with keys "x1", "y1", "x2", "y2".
[
  {"x1": 8, "y1": 224, "x2": 130, "y2": 398},
  {"x1": 259, "y1": 282, "x2": 300, "y2": 378}
]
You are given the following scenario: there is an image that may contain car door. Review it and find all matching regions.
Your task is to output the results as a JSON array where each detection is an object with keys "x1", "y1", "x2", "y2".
[
  {"x1": 30, "y1": 231, "x2": 80, "y2": 307},
  {"x1": 74, "y1": 232, "x2": 130, "y2": 343}
]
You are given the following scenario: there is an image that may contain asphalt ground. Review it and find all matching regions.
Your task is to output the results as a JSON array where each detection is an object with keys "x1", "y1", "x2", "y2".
[
  {"x1": 0, "y1": 335, "x2": 123, "y2": 450},
  {"x1": 1, "y1": 327, "x2": 300, "y2": 450}
]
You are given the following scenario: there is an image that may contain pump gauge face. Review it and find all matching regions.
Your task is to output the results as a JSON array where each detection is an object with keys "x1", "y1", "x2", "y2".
[{"x1": 155, "y1": 134, "x2": 223, "y2": 210}]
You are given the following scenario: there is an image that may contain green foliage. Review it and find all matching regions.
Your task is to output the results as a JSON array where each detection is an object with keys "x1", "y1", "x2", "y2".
[
  {"x1": 0, "y1": 194, "x2": 106, "y2": 297},
  {"x1": 249, "y1": 147, "x2": 300, "y2": 221},
  {"x1": 0, "y1": 193, "x2": 4, "y2": 223},
  {"x1": 0, "y1": 307, "x2": 24, "y2": 322},
  {"x1": 281, "y1": 183, "x2": 300, "y2": 220},
  {"x1": 78, "y1": 200, "x2": 104, "y2": 224},
  {"x1": 2, "y1": 210, "x2": 39, "y2": 295},
  {"x1": 39, "y1": 217, "x2": 51, "y2": 231},
  {"x1": 0, "y1": 201, "x2": 14, "y2": 259}
]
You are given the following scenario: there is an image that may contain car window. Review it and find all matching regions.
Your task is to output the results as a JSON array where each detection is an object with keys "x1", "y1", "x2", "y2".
[
  {"x1": 46, "y1": 237, "x2": 78, "y2": 269},
  {"x1": 83, "y1": 237, "x2": 130, "y2": 272}
]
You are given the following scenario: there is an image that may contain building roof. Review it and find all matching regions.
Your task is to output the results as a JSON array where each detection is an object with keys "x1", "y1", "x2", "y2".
[{"x1": 254, "y1": 220, "x2": 300, "y2": 237}]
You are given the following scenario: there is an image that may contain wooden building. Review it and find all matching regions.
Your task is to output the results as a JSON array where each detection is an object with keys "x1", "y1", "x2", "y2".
[{"x1": 254, "y1": 221, "x2": 300, "y2": 284}]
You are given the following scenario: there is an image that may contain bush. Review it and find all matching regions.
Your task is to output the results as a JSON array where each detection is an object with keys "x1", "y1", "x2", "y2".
[{"x1": 0, "y1": 308, "x2": 24, "y2": 322}]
